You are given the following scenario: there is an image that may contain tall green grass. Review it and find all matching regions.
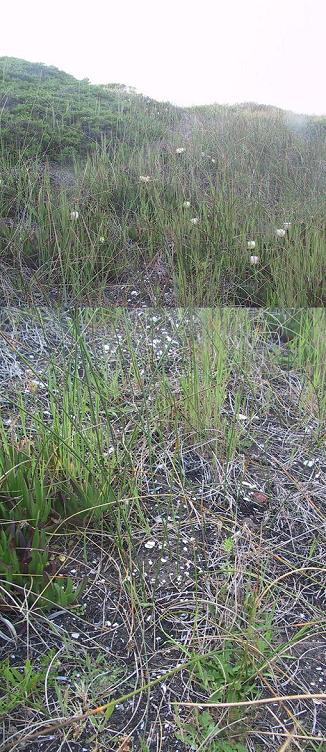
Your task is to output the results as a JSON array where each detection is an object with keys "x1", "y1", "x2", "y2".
[{"x1": 1, "y1": 99, "x2": 325, "y2": 304}]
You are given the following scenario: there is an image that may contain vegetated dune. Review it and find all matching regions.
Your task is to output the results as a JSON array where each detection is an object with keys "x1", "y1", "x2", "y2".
[{"x1": 0, "y1": 57, "x2": 325, "y2": 306}]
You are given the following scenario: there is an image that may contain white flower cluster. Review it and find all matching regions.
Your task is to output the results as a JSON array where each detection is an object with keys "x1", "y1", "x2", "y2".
[{"x1": 247, "y1": 241, "x2": 258, "y2": 265}]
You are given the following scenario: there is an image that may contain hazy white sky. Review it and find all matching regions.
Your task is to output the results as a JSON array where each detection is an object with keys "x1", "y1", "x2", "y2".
[{"x1": 2, "y1": 0, "x2": 325, "y2": 114}]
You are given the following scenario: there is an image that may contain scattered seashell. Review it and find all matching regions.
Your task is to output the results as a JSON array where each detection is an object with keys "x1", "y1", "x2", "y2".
[{"x1": 144, "y1": 540, "x2": 156, "y2": 549}]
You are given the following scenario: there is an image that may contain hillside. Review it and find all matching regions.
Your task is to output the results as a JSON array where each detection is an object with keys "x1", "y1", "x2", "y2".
[
  {"x1": 0, "y1": 57, "x2": 181, "y2": 160},
  {"x1": 1, "y1": 57, "x2": 325, "y2": 162},
  {"x1": 0, "y1": 58, "x2": 325, "y2": 306}
]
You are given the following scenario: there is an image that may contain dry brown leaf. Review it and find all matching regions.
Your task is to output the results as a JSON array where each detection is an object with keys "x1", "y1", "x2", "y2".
[
  {"x1": 116, "y1": 736, "x2": 131, "y2": 752},
  {"x1": 252, "y1": 491, "x2": 268, "y2": 503}
]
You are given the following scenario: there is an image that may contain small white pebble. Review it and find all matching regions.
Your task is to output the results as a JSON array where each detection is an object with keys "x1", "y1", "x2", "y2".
[{"x1": 144, "y1": 540, "x2": 156, "y2": 549}]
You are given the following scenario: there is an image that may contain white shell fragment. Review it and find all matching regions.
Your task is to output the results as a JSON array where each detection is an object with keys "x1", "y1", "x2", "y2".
[{"x1": 144, "y1": 540, "x2": 156, "y2": 549}]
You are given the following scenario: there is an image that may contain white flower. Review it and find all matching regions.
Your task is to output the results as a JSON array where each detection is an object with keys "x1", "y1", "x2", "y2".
[
  {"x1": 144, "y1": 540, "x2": 156, "y2": 549},
  {"x1": 139, "y1": 175, "x2": 151, "y2": 183},
  {"x1": 183, "y1": 200, "x2": 191, "y2": 208},
  {"x1": 99, "y1": 236, "x2": 105, "y2": 243},
  {"x1": 247, "y1": 240, "x2": 256, "y2": 250},
  {"x1": 175, "y1": 147, "x2": 186, "y2": 154},
  {"x1": 250, "y1": 255, "x2": 259, "y2": 265},
  {"x1": 284, "y1": 222, "x2": 292, "y2": 230},
  {"x1": 276, "y1": 228, "x2": 286, "y2": 238},
  {"x1": 190, "y1": 217, "x2": 199, "y2": 225},
  {"x1": 211, "y1": 158, "x2": 216, "y2": 164},
  {"x1": 70, "y1": 210, "x2": 79, "y2": 220}
]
